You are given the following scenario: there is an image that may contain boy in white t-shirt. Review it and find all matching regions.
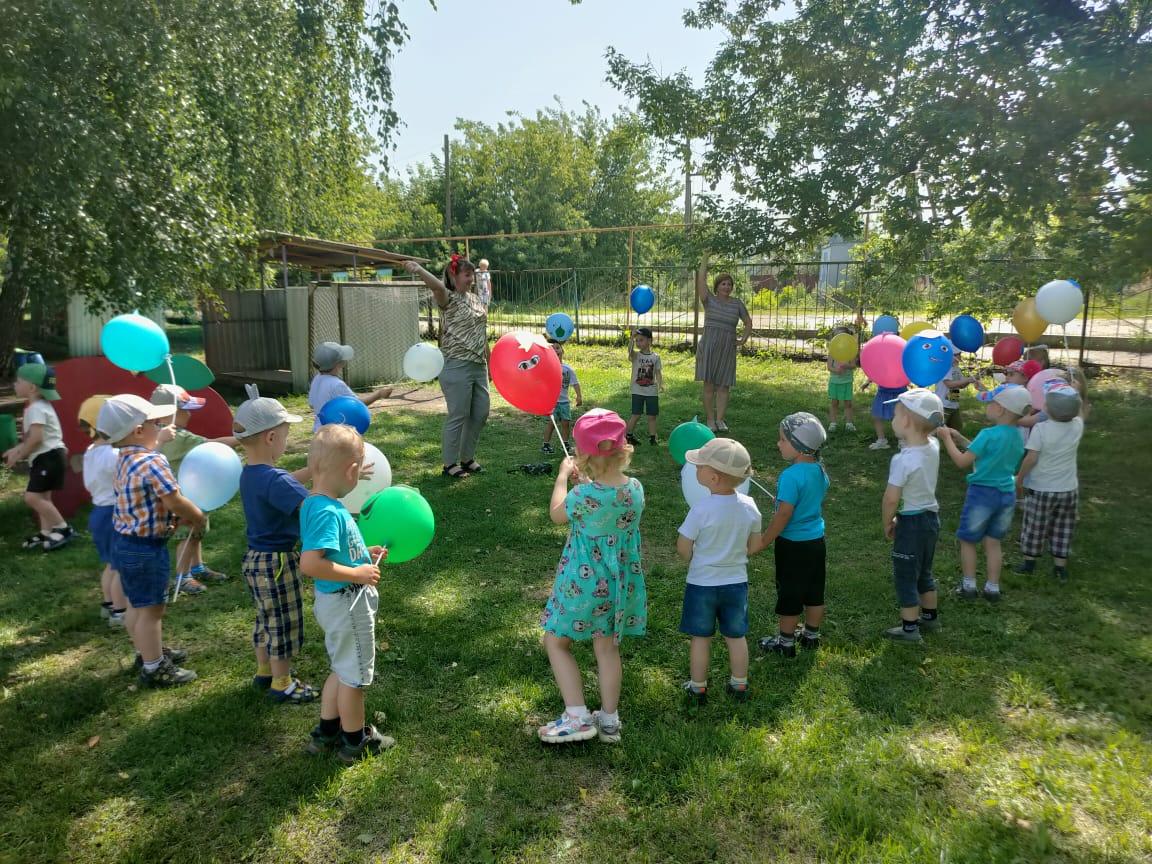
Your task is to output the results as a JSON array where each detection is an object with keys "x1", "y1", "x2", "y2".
[
  {"x1": 881, "y1": 390, "x2": 945, "y2": 643},
  {"x1": 676, "y1": 438, "x2": 762, "y2": 703},
  {"x1": 1015, "y1": 384, "x2": 1084, "y2": 582},
  {"x1": 79, "y1": 395, "x2": 128, "y2": 626},
  {"x1": 625, "y1": 328, "x2": 663, "y2": 446},
  {"x1": 307, "y1": 342, "x2": 393, "y2": 433}
]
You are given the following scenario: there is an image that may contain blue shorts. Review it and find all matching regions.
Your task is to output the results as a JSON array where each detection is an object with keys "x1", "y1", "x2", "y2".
[
  {"x1": 114, "y1": 534, "x2": 171, "y2": 608},
  {"x1": 679, "y1": 582, "x2": 749, "y2": 638},
  {"x1": 957, "y1": 484, "x2": 1015, "y2": 543},
  {"x1": 552, "y1": 403, "x2": 572, "y2": 422},
  {"x1": 88, "y1": 505, "x2": 116, "y2": 567},
  {"x1": 630, "y1": 394, "x2": 659, "y2": 416}
]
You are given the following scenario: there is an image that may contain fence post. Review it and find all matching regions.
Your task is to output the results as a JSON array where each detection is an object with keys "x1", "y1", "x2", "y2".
[
  {"x1": 572, "y1": 268, "x2": 581, "y2": 343},
  {"x1": 692, "y1": 263, "x2": 701, "y2": 350},
  {"x1": 1078, "y1": 282, "x2": 1091, "y2": 367}
]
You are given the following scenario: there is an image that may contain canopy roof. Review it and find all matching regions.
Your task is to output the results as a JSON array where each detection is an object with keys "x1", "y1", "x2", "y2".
[{"x1": 256, "y1": 232, "x2": 425, "y2": 272}]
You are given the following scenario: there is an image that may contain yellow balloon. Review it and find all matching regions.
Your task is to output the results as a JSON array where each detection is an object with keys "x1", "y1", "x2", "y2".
[
  {"x1": 1012, "y1": 298, "x2": 1048, "y2": 343},
  {"x1": 900, "y1": 320, "x2": 932, "y2": 340},
  {"x1": 828, "y1": 332, "x2": 858, "y2": 362}
]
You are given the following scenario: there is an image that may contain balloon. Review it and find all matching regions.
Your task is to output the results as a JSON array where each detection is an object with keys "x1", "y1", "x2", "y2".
[
  {"x1": 358, "y1": 485, "x2": 435, "y2": 564},
  {"x1": 991, "y1": 336, "x2": 1025, "y2": 366},
  {"x1": 545, "y1": 312, "x2": 575, "y2": 342},
  {"x1": 489, "y1": 331, "x2": 563, "y2": 415},
  {"x1": 901, "y1": 330, "x2": 955, "y2": 387},
  {"x1": 402, "y1": 343, "x2": 445, "y2": 382},
  {"x1": 1027, "y1": 368, "x2": 1066, "y2": 411},
  {"x1": 681, "y1": 461, "x2": 751, "y2": 508},
  {"x1": 828, "y1": 332, "x2": 859, "y2": 362},
  {"x1": 668, "y1": 421, "x2": 716, "y2": 466},
  {"x1": 859, "y1": 332, "x2": 909, "y2": 389},
  {"x1": 1035, "y1": 279, "x2": 1083, "y2": 325},
  {"x1": 100, "y1": 313, "x2": 170, "y2": 372},
  {"x1": 948, "y1": 314, "x2": 985, "y2": 353},
  {"x1": 318, "y1": 396, "x2": 371, "y2": 435},
  {"x1": 900, "y1": 320, "x2": 933, "y2": 340},
  {"x1": 871, "y1": 315, "x2": 900, "y2": 336},
  {"x1": 340, "y1": 442, "x2": 392, "y2": 515},
  {"x1": 1012, "y1": 298, "x2": 1048, "y2": 342},
  {"x1": 177, "y1": 442, "x2": 242, "y2": 512},
  {"x1": 630, "y1": 284, "x2": 655, "y2": 314}
]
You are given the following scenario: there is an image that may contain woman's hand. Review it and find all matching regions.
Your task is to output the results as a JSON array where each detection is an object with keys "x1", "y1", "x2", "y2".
[{"x1": 403, "y1": 260, "x2": 421, "y2": 275}]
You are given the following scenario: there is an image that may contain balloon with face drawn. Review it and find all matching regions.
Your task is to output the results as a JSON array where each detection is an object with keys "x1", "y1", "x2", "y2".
[
  {"x1": 901, "y1": 329, "x2": 955, "y2": 387},
  {"x1": 489, "y1": 331, "x2": 563, "y2": 415}
]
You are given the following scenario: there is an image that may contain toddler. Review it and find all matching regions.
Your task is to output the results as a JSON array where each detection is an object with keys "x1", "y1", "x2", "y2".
[
  {"x1": 307, "y1": 342, "x2": 393, "y2": 433},
  {"x1": 79, "y1": 395, "x2": 128, "y2": 626},
  {"x1": 826, "y1": 327, "x2": 857, "y2": 432},
  {"x1": 936, "y1": 355, "x2": 976, "y2": 432},
  {"x1": 864, "y1": 378, "x2": 907, "y2": 450},
  {"x1": 626, "y1": 328, "x2": 662, "y2": 445},
  {"x1": 476, "y1": 259, "x2": 493, "y2": 306},
  {"x1": 541, "y1": 339, "x2": 581, "y2": 454}
]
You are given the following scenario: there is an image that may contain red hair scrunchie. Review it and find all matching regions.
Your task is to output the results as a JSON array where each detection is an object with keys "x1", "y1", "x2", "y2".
[{"x1": 449, "y1": 253, "x2": 461, "y2": 275}]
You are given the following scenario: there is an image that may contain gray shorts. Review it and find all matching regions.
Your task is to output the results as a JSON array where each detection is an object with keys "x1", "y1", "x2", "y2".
[{"x1": 313, "y1": 586, "x2": 378, "y2": 688}]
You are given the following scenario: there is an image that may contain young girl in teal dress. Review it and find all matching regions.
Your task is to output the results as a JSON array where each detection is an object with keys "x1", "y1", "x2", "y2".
[{"x1": 538, "y1": 409, "x2": 647, "y2": 745}]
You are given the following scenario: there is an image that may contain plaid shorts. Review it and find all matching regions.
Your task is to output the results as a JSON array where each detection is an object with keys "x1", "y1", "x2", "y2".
[
  {"x1": 1019, "y1": 489, "x2": 1079, "y2": 560},
  {"x1": 242, "y1": 549, "x2": 306, "y2": 659}
]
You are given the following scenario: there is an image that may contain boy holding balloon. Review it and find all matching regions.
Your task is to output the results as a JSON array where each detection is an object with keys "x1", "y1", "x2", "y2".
[
  {"x1": 625, "y1": 327, "x2": 662, "y2": 446},
  {"x1": 307, "y1": 342, "x2": 393, "y2": 433}
]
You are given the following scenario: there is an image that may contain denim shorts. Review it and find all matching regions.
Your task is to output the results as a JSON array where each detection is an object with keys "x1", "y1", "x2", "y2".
[
  {"x1": 314, "y1": 585, "x2": 379, "y2": 688},
  {"x1": 892, "y1": 511, "x2": 939, "y2": 607},
  {"x1": 114, "y1": 534, "x2": 171, "y2": 608},
  {"x1": 88, "y1": 505, "x2": 117, "y2": 567},
  {"x1": 630, "y1": 394, "x2": 659, "y2": 416},
  {"x1": 956, "y1": 484, "x2": 1016, "y2": 542},
  {"x1": 679, "y1": 582, "x2": 749, "y2": 638},
  {"x1": 552, "y1": 403, "x2": 572, "y2": 422}
]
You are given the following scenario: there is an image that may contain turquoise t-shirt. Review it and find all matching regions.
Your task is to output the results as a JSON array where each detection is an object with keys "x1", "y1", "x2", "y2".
[
  {"x1": 966, "y1": 424, "x2": 1026, "y2": 492},
  {"x1": 776, "y1": 461, "x2": 829, "y2": 541},
  {"x1": 299, "y1": 494, "x2": 370, "y2": 593}
]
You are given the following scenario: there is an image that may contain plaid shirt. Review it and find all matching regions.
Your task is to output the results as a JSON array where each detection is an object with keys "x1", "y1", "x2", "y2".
[{"x1": 113, "y1": 446, "x2": 179, "y2": 538}]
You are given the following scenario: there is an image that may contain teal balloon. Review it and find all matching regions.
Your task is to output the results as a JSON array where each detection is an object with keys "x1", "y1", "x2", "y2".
[
  {"x1": 358, "y1": 485, "x2": 435, "y2": 564},
  {"x1": 101, "y1": 313, "x2": 170, "y2": 372},
  {"x1": 668, "y1": 421, "x2": 716, "y2": 466}
]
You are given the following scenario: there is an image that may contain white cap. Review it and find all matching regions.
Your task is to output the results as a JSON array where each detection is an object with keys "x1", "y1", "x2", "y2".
[
  {"x1": 991, "y1": 384, "x2": 1033, "y2": 415},
  {"x1": 885, "y1": 389, "x2": 945, "y2": 427},
  {"x1": 312, "y1": 341, "x2": 354, "y2": 371},
  {"x1": 234, "y1": 396, "x2": 303, "y2": 438},
  {"x1": 685, "y1": 438, "x2": 753, "y2": 478},
  {"x1": 96, "y1": 394, "x2": 174, "y2": 442}
]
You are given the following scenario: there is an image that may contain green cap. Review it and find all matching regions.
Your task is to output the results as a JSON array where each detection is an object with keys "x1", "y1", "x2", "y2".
[{"x1": 17, "y1": 363, "x2": 60, "y2": 401}]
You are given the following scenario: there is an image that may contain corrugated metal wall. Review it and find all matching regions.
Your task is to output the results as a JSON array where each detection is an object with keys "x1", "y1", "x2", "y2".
[
  {"x1": 203, "y1": 290, "x2": 291, "y2": 374},
  {"x1": 67, "y1": 297, "x2": 166, "y2": 357}
]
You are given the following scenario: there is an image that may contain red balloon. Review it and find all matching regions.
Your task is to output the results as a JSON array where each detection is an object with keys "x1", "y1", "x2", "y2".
[
  {"x1": 489, "y1": 332, "x2": 562, "y2": 415},
  {"x1": 991, "y1": 336, "x2": 1025, "y2": 367}
]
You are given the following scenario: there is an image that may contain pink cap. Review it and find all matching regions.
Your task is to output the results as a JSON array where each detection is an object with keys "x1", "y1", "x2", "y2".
[{"x1": 572, "y1": 409, "x2": 627, "y2": 456}]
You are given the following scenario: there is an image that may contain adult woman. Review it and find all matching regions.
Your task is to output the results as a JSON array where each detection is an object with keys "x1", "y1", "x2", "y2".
[
  {"x1": 404, "y1": 256, "x2": 489, "y2": 478},
  {"x1": 694, "y1": 269, "x2": 753, "y2": 432}
]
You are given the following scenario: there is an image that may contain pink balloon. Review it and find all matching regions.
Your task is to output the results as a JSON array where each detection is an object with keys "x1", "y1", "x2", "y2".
[
  {"x1": 860, "y1": 332, "x2": 910, "y2": 389},
  {"x1": 1027, "y1": 368, "x2": 1066, "y2": 411}
]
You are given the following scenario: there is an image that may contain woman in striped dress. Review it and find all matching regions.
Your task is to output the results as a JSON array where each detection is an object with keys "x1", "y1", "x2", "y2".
[{"x1": 694, "y1": 270, "x2": 753, "y2": 432}]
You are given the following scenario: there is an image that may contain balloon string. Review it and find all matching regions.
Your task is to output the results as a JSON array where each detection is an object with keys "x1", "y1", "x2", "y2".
[
  {"x1": 348, "y1": 547, "x2": 387, "y2": 613},
  {"x1": 170, "y1": 533, "x2": 193, "y2": 602},
  {"x1": 747, "y1": 477, "x2": 776, "y2": 501},
  {"x1": 550, "y1": 414, "x2": 569, "y2": 458}
]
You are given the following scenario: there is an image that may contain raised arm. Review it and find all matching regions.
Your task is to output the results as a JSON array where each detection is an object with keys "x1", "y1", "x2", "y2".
[
  {"x1": 404, "y1": 260, "x2": 449, "y2": 308},
  {"x1": 695, "y1": 264, "x2": 711, "y2": 306}
]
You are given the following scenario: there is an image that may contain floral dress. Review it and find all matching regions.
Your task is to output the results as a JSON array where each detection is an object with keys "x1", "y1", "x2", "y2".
[{"x1": 541, "y1": 478, "x2": 647, "y2": 643}]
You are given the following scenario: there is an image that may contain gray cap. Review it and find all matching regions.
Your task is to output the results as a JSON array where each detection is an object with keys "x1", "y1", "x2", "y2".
[
  {"x1": 312, "y1": 341, "x2": 354, "y2": 372},
  {"x1": 1044, "y1": 384, "x2": 1082, "y2": 422},
  {"x1": 96, "y1": 394, "x2": 174, "y2": 443},
  {"x1": 780, "y1": 412, "x2": 827, "y2": 455},
  {"x1": 233, "y1": 385, "x2": 303, "y2": 439}
]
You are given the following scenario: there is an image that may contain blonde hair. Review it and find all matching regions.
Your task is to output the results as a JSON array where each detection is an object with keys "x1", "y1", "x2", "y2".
[
  {"x1": 1065, "y1": 365, "x2": 1088, "y2": 399},
  {"x1": 573, "y1": 445, "x2": 633, "y2": 482},
  {"x1": 1025, "y1": 345, "x2": 1050, "y2": 368},
  {"x1": 307, "y1": 424, "x2": 364, "y2": 477}
]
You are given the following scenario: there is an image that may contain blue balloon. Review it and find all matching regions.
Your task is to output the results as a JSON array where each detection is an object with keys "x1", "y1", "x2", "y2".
[
  {"x1": 546, "y1": 312, "x2": 575, "y2": 342},
  {"x1": 872, "y1": 314, "x2": 900, "y2": 336},
  {"x1": 318, "y1": 396, "x2": 371, "y2": 435},
  {"x1": 948, "y1": 314, "x2": 985, "y2": 353},
  {"x1": 901, "y1": 330, "x2": 955, "y2": 387},
  {"x1": 630, "y1": 284, "x2": 655, "y2": 314},
  {"x1": 101, "y1": 313, "x2": 170, "y2": 372},
  {"x1": 177, "y1": 442, "x2": 242, "y2": 512}
]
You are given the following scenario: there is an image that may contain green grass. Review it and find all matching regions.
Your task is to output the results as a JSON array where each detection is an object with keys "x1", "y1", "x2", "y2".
[{"x1": 1, "y1": 348, "x2": 1150, "y2": 863}]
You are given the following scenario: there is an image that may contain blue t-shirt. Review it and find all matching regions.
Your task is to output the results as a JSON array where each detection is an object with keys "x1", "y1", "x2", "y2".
[
  {"x1": 300, "y1": 494, "x2": 370, "y2": 593},
  {"x1": 239, "y1": 464, "x2": 308, "y2": 552},
  {"x1": 966, "y1": 424, "x2": 1025, "y2": 492},
  {"x1": 776, "y1": 461, "x2": 829, "y2": 541}
]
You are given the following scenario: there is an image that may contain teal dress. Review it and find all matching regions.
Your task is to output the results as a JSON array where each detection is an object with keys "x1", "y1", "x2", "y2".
[{"x1": 541, "y1": 478, "x2": 647, "y2": 644}]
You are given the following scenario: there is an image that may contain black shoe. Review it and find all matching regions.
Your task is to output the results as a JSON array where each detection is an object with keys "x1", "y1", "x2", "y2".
[
  {"x1": 1053, "y1": 565, "x2": 1069, "y2": 582},
  {"x1": 954, "y1": 584, "x2": 978, "y2": 600},
  {"x1": 336, "y1": 725, "x2": 395, "y2": 763},
  {"x1": 1013, "y1": 559, "x2": 1036, "y2": 574},
  {"x1": 797, "y1": 633, "x2": 821, "y2": 650},
  {"x1": 648, "y1": 435, "x2": 657, "y2": 445},
  {"x1": 758, "y1": 635, "x2": 797, "y2": 658},
  {"x1": 626, "y1": 433, "x2": 640, "y2": 446},
  {"x1": 725, "y1": 681, "x2": 749, "y2": 702},
  {"x1": 681, "y1": 681, "x2": 707, "y2": 705},
  {"x1": 982, "y1": 587, "x2": 1003, "y2": 603},
  {"x1": 540, "y1": 442, "x2": 554, "y2": 454}
]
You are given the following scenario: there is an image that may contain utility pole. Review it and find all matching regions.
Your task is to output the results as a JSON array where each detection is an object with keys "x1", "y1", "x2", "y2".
[
  {"x1": 443, "y1": 133, "x2": 452, "y2": 238},
  {"x1": 686, "y1": 141, "x2": 700, "y2": 349}
]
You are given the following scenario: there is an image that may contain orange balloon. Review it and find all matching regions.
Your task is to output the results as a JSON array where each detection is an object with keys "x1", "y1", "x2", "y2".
[{"x1": 1012, "y1": 298, "x2": 1048, "y2": 343}]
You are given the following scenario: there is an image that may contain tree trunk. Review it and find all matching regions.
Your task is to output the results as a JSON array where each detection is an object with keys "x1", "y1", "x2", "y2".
[{"x1": 0, "y1": 228, "x2": 31, "y2": 379}]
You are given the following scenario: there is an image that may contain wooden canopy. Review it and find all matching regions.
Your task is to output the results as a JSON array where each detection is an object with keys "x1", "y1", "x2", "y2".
[{"x1": 256, "y1": 232, "x2": 426, "y2": 273}]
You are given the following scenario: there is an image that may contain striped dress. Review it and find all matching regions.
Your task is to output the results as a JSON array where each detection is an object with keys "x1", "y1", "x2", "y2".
[{"x1": 694, "y1": 294, "x2": 749, "y2": 386}]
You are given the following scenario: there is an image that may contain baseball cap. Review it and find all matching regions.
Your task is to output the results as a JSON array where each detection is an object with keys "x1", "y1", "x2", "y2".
[
  {"x1": 686, "y1": 437, "x2": 753, "y2": 479},
  {"x1": 884, "y1": 389, "x2": 944, "y2": 428},
  {"x1": 16, "y1": 363, "x2": 60, "y2": 401},
  {"x1": 234, "y1": 396, "x2": 303, "y2": 439},
  {"x1": 78, "y1": 395, "x2": 111, "y2": 437},
  {"x1": 779, "y1": 412, "x2": 827, "y2": 455},
  {"x1": 572, "y1": 408, "x2": 627, "y2": 456},
  {"x1": 313, "y1": 341, "x2": 354, "y2": 372},
  {"x1": 96, "y1": 394, "x2": 175, "y2": 442},
  {"x1": 984, "y1": 383, "x2": 1032, "y2": 415},
  {"x1": 635, "y1": 327, "x2": 653, "y2": 339},
  {"x1": 150, "y1": 383, "x2": 205, "y2": 411},
  {"x1": 1006, "y1": 359, "x2": 1042, "y2": 380},
  {"x1": 1044, "y1": 383, "x2": 1082, "y2": 421}
]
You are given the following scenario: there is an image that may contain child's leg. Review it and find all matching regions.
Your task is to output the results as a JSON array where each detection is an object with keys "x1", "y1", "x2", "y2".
[
  {"x1": 319, "y1": 672, "x2": 341, "y2": 722},
  {"x1": 110, "y1": 570, "x2": 128, "y2": 611},
  {"x1": 592, "y1": 636, "x2": 622, "y2": 714},
  {"x1": 626, "y1": 414, "x2": 641, "y2": 433},
  {"x1": 542, "y1": 419, "x2": 554, "y2": 443},
  {"x1": 843, "y1": 399, "x2": 855, "y2": 423},
  {"x1": 131, "y1": 603, "x2": 166, "y2": 662},
  {"x1": 337, "y1": 683, "x2": 366, "y2": 735},
  {"x1": 828, "y1": 400, "x2": 839, "y2": 423},
  {"x1": 689, "y1": 636, "x2": 711, "y2": 685},
  {"x1": 983, "y1": 537, "x2": 1003, "y2": 588},
  {"x1": 803, "y1": 606, "x2": 825, "y2": 630},
  {"x1": 959, "y1": 540, "x2": 979, "y2": 587},
  {"x1": 543, "y1": 633, "x2": 585, "y2": 709},
  {"x1": 778, "y1": 613, "x2": 801, "y2": 636},
  {"x1": 724, "y1": 636, "x2": 748, "y2": 680},
  {"x1": 100, "y1": 564, "x2": 115, "y2": 604},
  {"x1": 178, "y1": 536, "x2": 201, "y2": 574},
  {"x1": 560, "y1": 419, "x2": 571, "y2": 443},
  {"x1": 24, "y1": 491, "x2": 65, "y2": 532},
  {"x1": 646, "y1": 412, "x2": 657, "y2": 437},
  {"x1": 872, "y1": 416, "x2": 887, "y2": 441},
  {"x1": 1018, "y1": 490, "x2": 1049, "y2": 565}
]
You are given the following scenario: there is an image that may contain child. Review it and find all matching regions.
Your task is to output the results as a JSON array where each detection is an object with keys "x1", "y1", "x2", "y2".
[
  {"x1": 1025, "y1": 345, "x2": 1050, "y2": 369},
  {"x1": 1015, "y1": 383, "x2": 1084, "y2": 581},
  {"x1": 541, "y1": 339, "x2": 581, "y2": 454},
  {"x1": 936, "y1": 355, "x2": 976, "y2": 432},
  {"x1": 864, "y1": 378, "x2": 907, "y2": 450},
  {"x1": 300, "y1": 424, "x2": 394, "y2": 762},
  {"x1": 826, "y1": 327, "x2": 857, "y2": 432},
  {"x1": 234, "y1": 386, "x2": 318, "y2": 704},
  {"x1": 4, "y1": 363, "x2": 73, "y2": 551},
  {"x1": 757, "y1": 413, "x2": 830, "y2": 657},
  {"x1": 880, "y1": 390, "x2": 945, "y2": 642},
  {"x1": 677, "y1": 438, "x2": 761, "y2": 702},
  {"x1": 307, "y1": 342, "x2": 393, "y2": 433},
  {"x1": 937, "y1": 384, "x2": 1031, "y2": 601},
  {"x1": 625, "y1": 327, "x2": 662, "y2": 446},
  {"x1": 538, "y1": 409, "x2": 646, "y2": 744},
  {"x1": 476, "y1": 258, "x2": 493, "y2": 306},
  {"x1": 79, "y1": 395, "x2": 128, "y2": 626},
  {"x1": 99, "y1": 394, "x2": 206, "y2": 687},
  {"x1": 151, "y1": 384, "x2": 237, "y2": 594}
]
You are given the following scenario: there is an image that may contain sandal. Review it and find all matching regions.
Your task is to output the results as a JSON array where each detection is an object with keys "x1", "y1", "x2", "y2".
[
  {"x1": 442, "y1": 463, "x2": 471, "y2": 479},
  {"x1": 268, "y1": 678, "x2": 319, "y2": 705},
  {"x1": 461, "y1": 460, "x2": 484, "y2": 474},
  {"x1": 21, "y1": 533, "x2": 47, "y2": 551}
]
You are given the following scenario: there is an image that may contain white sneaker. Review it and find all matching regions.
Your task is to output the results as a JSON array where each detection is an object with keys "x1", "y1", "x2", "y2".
[
  {"x1": 107, "y1": 611, "x2": 126, "y2": 628},
  {"x1": 845, "y1": 422, "x2": 857, "y2": 432},
  {"x1": 592, "y1": 710, "x2": 622, "y2": 744},
  {"x1": 828, "y1": 422, "x2": 839, "y2": 433},
  {"x1": 869, "y1": 439, "x2": 891, "y2": 450}
]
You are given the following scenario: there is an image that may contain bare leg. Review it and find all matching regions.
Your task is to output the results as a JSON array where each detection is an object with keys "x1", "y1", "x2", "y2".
[
  {"x1": 626, "y1": 414, "x2": 641, "y2": 433},
  {"x1": 646, "y1": 414, "x2": 657, "y2": 437},
  {"x1": 959, "y1": 540, "x2": 978, "y2": 580},
  {"x1": 542, "y1": 421, "x2": 554, "y2": 444},
  {"x1": 724, "y1": 636, "x2": 748, "y2": 679},
  {"x1": 844, "y1": 400, "x2": 855, "y2": 423},
  {"x1": 24, "y1": 492, "x2": 64, "y2": 532},
  {"x1": 828, "y1": 400, "x2": 839, "y2": 424},
  {"x1": 984, "y1": 537, "x2": 1003, "y2": 587},
  {"x1": 110, "y1": 570, "x2": 127, "y2": 609},
  {"x1": 320, "y1": 672, "x2": 340, "y2": 721},
  {"x1": 560, "y1": 419, "x2": 571, "y2": 442},
  {"x1": 702, "y1": 383, "x2": 716, "y2": 427},
  {"x1": 872, "y1": 417, "x2": 887, "y2": 441},
  {"x1": 178, "y1": 536, "x2": 202, "y2": 574},
  {"x1": 803, "y1": 606, "x2": 825, "y2": 629},
  {"x1": 900, "y1": 604, "x2": 921, "y2": 621},
  {"x1": 592, "y1": 637, "x2": 622, "y2": 714},
  {"x1": 337, "y1": 684, "x2": 366, "y2": 734},
  {"x1": 131, "y1": 604, "x2": 165, "y2": 662},
  {"x1": 714, "y1": 386, "x2": 731, "y2": 425},
  {"x1": 543, "y1": 633, "x2": 584, "y2": 707},
  {"x1": 689, "y1": 636, "x2": 711, "y2": 684},
  {"x1": 100, "y1": 564, "x2": 115, "y2": 604},
  {"x1": 778, "y1": 614, "x2": 800, "y2": 636}
]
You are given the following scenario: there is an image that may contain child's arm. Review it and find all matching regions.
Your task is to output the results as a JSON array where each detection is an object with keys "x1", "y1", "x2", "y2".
[
  {"x1": 549, "y1": 458, "x2": 576, "y2": 525},
  {"x1": 1016, "y1": 412, "x2": 1041, "y2": 429},
  {"x1": 572, "y1": 381, "x2": 583, "y2": 406},
  {"x1": 403, "y1": 260, "x2": 450, "y2": 308},
  {"x1": 881, "y1": 484, "x2": 902, "y2": 540},
  {"x1": 160, "y1": 491, "x2": 207, "y2": 534},
  {"x1": 655, "y1": 365, "x2": 664, "y2": 392},
  {"x1": 3, "y1": 423, "x2": 43, "y2": 466},
  {"x1": 676, "y1": 534, "x2": 694, "y2": 561},
  {"x1": 940, "y1": 374, "x2": 969, "y2": 389},
  {"x1": 628, "y1": 332, "x2": 637, "y2": 361},
  {"x1": 750, "y1": 502, "x2": 794, "y2": 553},
  {"x1": 361, "y1": 385, "x2": 393, "y2": 405},
  {"x1": 299, "y1": 549, "x2": 380, "y2": 586},
  {"x1": 209, "y1": 435, "x2": 241, "y2": 448},
  {"x1": 1016, "y1": 450, "x2": 1039, "y2": 494},
  {"x1": 290, "y1": 466, "x2": 311, "y2": 483},
  {"x1": 935, "y1": 427, "x2": 976, "y2": 469}
]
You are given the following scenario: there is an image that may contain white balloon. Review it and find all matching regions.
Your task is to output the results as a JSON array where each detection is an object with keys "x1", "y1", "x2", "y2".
[
  {"x1": 340, "y1": 442, "x2": 392, "y2": 514},
  {"x1": 403, "y1": 343, "x2": 445, "y2": 383},
  {"x1": 1035, "y1": 279, "x2": 1083, "y2": 325},
  {"x1": 178, "y1": 442, "x2": 242, "y2": 512},
  {"x1": 680, "y1": 461, "x2": 750, "y2": 508}
]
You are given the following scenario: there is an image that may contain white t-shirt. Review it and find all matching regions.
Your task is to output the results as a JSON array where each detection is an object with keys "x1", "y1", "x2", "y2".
[
  {"x1": 677, "y1": 492, "x2": 762, "y2": 586},
  {"x1": 935, "y1": 362, "x2": 962, "y2": 409},
  {"x1": 308, "y1": 373, "x2": 356, "y2": 432},
  {"x1": 83, "y1": 442, "x2": 119, "y2": 506},
  {"x1": 887, "y1": 439, "x2": 940, "y2": 513},
  {"x1": 23, "y1": 400, "x2": 64, "y2": 459},
  {"x1": 631, "y1": 352, "x2": 662, "y2": 396},
  {"x1": 1023, "y1": 417, "x2": 1082, "y2": 493}
]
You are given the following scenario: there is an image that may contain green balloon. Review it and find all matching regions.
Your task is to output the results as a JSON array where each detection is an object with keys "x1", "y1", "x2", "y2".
[
  {"x1": 357, "y1": 485, "x2": 435, "y2": 564},
  {"x1": 668, "y1": 421, "x2": 716, "y2": 465}
]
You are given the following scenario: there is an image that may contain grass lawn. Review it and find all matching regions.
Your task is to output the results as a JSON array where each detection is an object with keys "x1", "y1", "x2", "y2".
[{"x1": 1, "y1": 347, "x2": 1150, "y2": 864}]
